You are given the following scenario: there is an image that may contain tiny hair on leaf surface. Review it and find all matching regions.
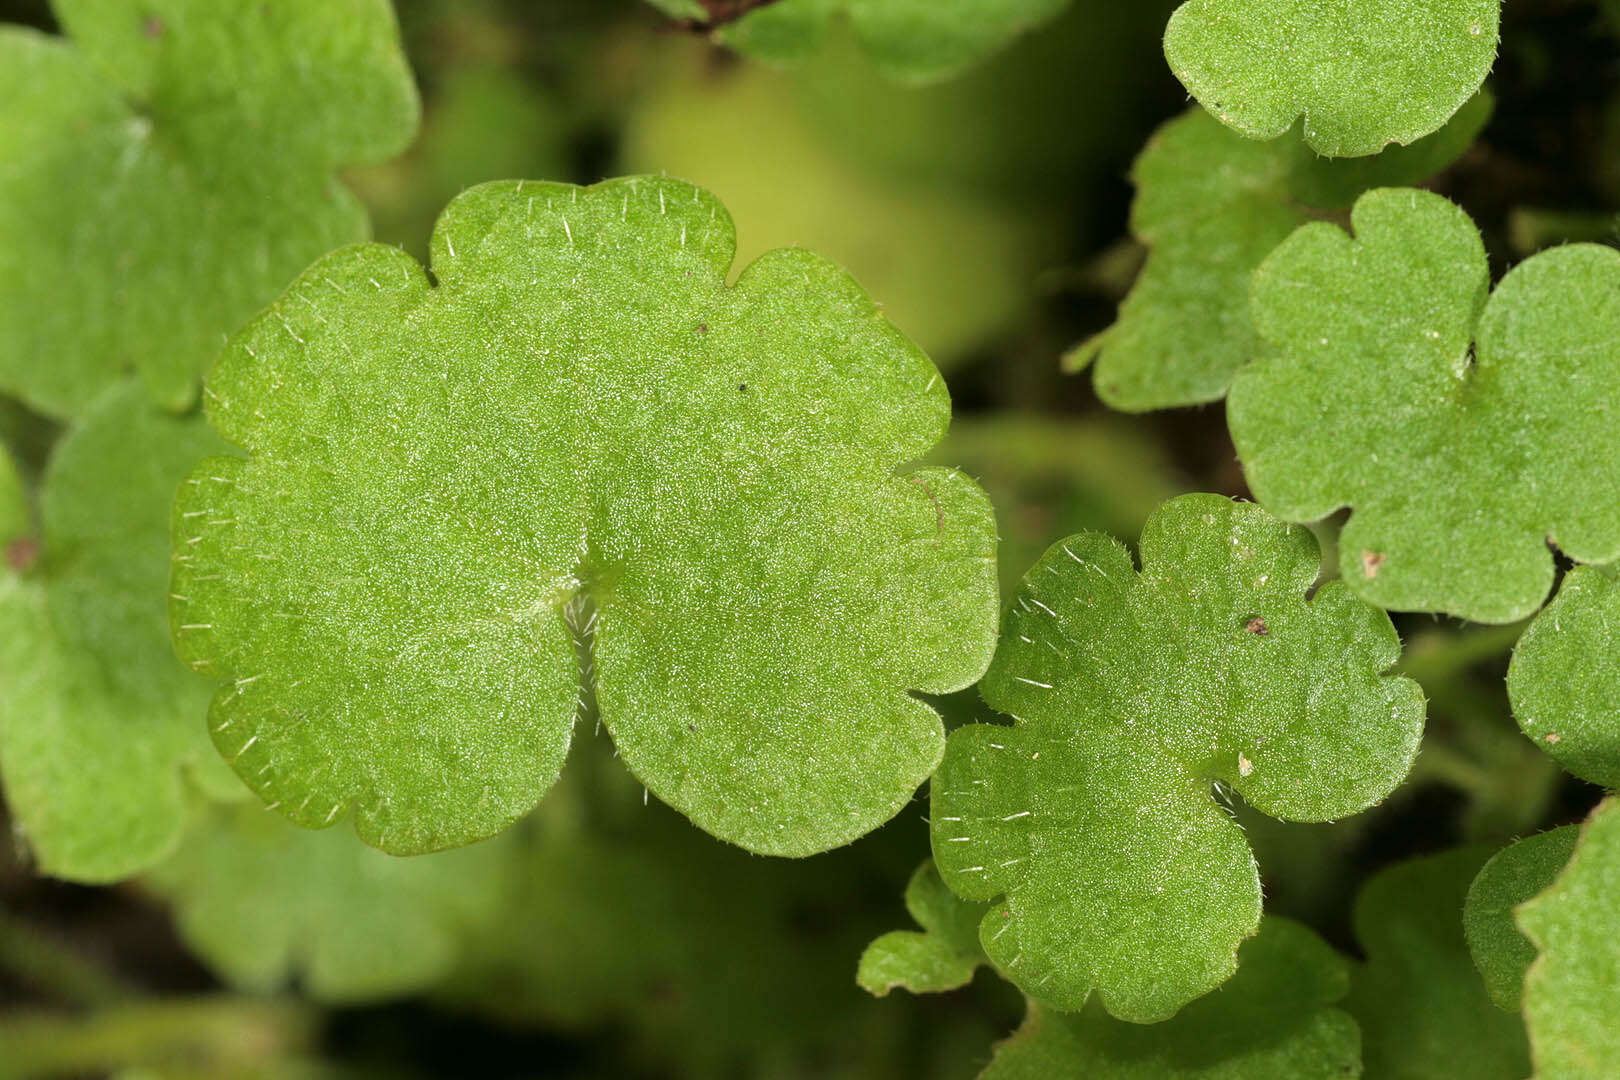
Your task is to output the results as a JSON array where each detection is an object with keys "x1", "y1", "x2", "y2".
[
  {"x1": 931, "y1": 492, "x2": 1423, "y2": 1022},
  {"x1": 1517, "y1": 797, "x2": 1620, "y2": 1080},
  {"x1": 170, "y1": 175, "x2": 999, "y2": 859},
  {"x1": 1345, "y1": 846, "x2": 1530, "y2": 1080},
  {"x1": 1229, "y1": 187, "x2": 1620, "y2": 623},
  {"x1": 0, "y1": 0, "x2": 418, "y2": 419},
  {"x1": 1464, "y1": 826, "x2": 1580, "y2": 1012},
  {"x1": 979, "y1": 918, "x2": 1360, "y2": 1079},
  {"x1": 679, "y1": 0, "x2": 1072, "y2": 84},
  {"x1": 858, "y1": 859, "x2": 991, "y2": 997},
  {"x1": 1071, "y1": 94, "x2": 1491, "y2": 412},
  {"x1": 0, "y1": 382, "x2": 241, "y2": 883},
  {"x1": 1508, "y1": 565, "x2": 1620, "y2": 786},
  {"x1": 1163, "y1": 0, "x2": 1499, "y2": 156},
  {"x1": 146, "y1": 799, "x2": 512, "y2": 1004}
]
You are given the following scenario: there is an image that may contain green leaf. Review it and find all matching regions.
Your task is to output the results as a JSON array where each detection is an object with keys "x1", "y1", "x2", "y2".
[
  {"x1": 170, "y1": 176, "x2": 999, "y2": 859},
  {"x1": 859, "y1": 859, "x2": 991, "y2": 997},
  {"x1": 1344, "y1": 847, "x2": 1530, "y2": 1080},
  {"x1": 1072, "y1": 95, "x2": 1491, "y2": 411},
  {"x1": 1163, "y1": 0, "x2": 1499, "y2": 157},
  {"x1": 1229, "y1": 188, "x2": 1620, "y2": 623},
  {"x1": 0, "y1": 0, "x2": 418, "y2": 419},
  {"x1": 0, "y1": 382, "x2": 235, "y2": 882},
  {"x1": 1518, "y1": 797, "x2": 1620, "y2": 1079},
  {"x1": 931, "y1": 493, "x2": 1423, "y2": 1021},
  {"x1": 1464, "y1": 827, "x2": 1580, "y2": 1011},
  {"x1": 979, "y1": 918, "x2": 1360, "y2": 1079},
  {"x1": 147, "y1": 799, "x2": 511, "y2": 1003},
  {"x1": 1508, "y1": 566, "x2": 1620, "y2": 786},
  {"x1": 711, "y1": 0, "x2": 1072, "y2": 84}
]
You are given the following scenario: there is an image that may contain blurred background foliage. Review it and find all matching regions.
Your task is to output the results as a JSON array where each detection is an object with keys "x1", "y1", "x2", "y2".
[{"x1": 1, "y1": 0, "x2": 1618, "y2": 1077}]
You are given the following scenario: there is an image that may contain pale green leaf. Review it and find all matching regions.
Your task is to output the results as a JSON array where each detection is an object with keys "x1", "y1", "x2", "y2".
[
  {"x1": 859, "y1": 859, "x2": 991, "y2": 997},
  {"x1": 980, "y1": 918, "x2": 1360, "y2": 1079},
  {"x1": 1464, "y1": 827, "x2": 1580, "y2": 1011},
  {"x1": 170, "y1": 176, "x2": 999, "y2": 858},
  {"x1": 711, "y1": 0, "x2": 1072, "y2": 83},
  {"x1": 1518, "y1": 797, "x2": 1620, "y2": 1079},
  {"x1": 1345, "y1": 847, "x2": 1530, "y2": 1080},
  {"x1": 618, "y1": 39, "x2": 1063, "y2": 366},
  {"x1": 147, "y1": 799, "x2": 512, "y2": 1003},
  {"x1": 1508, "y1": 566, "x2": 1620, "y2": 786},
  {"x1": 932, "y1": 493, "x2": 1423, "y2": 1021},
  {"x1": 1072, "y1": 95, "x2": 1491, "y2": 411},
  {"x1": 0, "y1": 0, "x2": 418, "y2": 419},
  {"x1": 1230, "y1": 188, "x2": 1620, "y2": 623},
  {"x1": 1163, "y1": 0, "x2": 1499, "y2": 156},
  {"x1": 0, "y1": 382, "x2": 234, "y2": 882}
]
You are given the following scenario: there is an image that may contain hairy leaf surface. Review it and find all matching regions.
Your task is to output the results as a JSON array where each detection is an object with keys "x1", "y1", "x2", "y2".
[
  {"x1": 1345, "y1": 847, "x2": 1530, "y2": 1080},
  {"x1": 1230, "y1": 188, "x2": 1620, "y2": 623},
  {"x1": 1163, "y1": 0, "x2": 1499, "y2": 156},
  {"x1": 0, "y1": 383, "x2": 236, "y2": 882},
  {"x1": 858, "y1": 860, "x2": 991, "y2": 997},
  {"x1": 980, "y1": 919, "x2": 1359, "y2": 1078},
  {"x1": 1508, "y1": 566, "x2": 1620, "y2": 786},
  {"x1": 932, "y1": 493, "x2": 1422, "y2": 1021},
  {"x1": 148, "y1": 800, "x2": 511, "y2": 1002},
  {"x1": 1518, "y1": 797, "x2": 1620, "y2": 1079},
  {"x1": 0, "y1": 0, "x2": 417, "y2": 418},
  {"x1": 693, "y1": 0, "x2": 1072, "y2": 84},
  {"x1": 1464, "y1": 827, "x2": 1579, "y2": 1011},
  {"x1": 171, "y1": 176, "x2": 999, "y2": 858},
  {"x1": 1072, "y1": 96, "x2": 1490, "y2": 411}
]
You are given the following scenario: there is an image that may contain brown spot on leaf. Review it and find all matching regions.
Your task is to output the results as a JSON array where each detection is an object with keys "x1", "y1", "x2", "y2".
[
  {"x1": 1544, "y1": 733, "x2": 1562, "y2": 744},
  {"x1": 1361, "y1": 549, "x2": 1386, "y2": 579},
  {"x1": 1244, "y1": 616, "x2": 1268, "y2": 635},
  {"x1": 143, "y1": 15, "x2": 165, "y2": 38},
  {"x1": 696, "y1": 321, "x2": 708, "y2": 334},
  {"x1": 5, "y1": 536, "x2": 39, "y2": 572}
]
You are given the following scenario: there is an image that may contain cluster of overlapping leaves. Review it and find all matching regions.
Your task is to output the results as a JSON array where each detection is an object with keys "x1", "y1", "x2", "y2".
[{"x1": 2, "y1": 0, "x2": 1618, "y2": 1078}]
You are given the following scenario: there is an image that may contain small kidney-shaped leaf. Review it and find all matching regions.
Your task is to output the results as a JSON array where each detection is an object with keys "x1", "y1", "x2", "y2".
[
  {"x1": 931, "y1": 493, "x2": 1423, "y2": 1022},
  {"x1": 1464, "y1": 827, "x2": 1580, "y2": 1012},
  {"x1": 148, "y1": 799, "x2": 512, "y2": 1003},
  {"x1": 0, "y1": 0, "x2": 418, "y2": 417},
  {"x1": 1071, "y1": 95, "x2": 1491, "y2": 412},
  {"x1": 701, "y1": 0, "x2": 1072, "y2": 84},
  {"x1": 1508, "y1": 566, "x2": 1620, "y2": 787},
  {"x1": 171, "y1": 176, "x2": 999, "y2": 859},
  {"x1": 0, "y1": 383, "x2": 238, "y2": 883},
  {"x1": 1163, "y1": 0, "x2": 1499, "y2": 157},
  {"x1": 1517, "y1": 797, "x2": 1620, "y2": 1080},
  {"x1": 858, "y1": 859, "x2": 991, "y2": 997},
  {"x1": 1230, "y1": 188, "x2": 1620, "y2": 623}
]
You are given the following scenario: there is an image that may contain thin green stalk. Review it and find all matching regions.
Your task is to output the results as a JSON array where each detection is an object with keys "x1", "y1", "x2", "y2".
[
  {"x1": 0, "y1": 996, "x2": 316, "y2": 1080},
  {"x1": 0, "y1": 911, "x2": 135, "y2": 1008}
]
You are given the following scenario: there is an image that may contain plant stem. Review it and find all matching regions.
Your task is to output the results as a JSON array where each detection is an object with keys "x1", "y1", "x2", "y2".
[
  {"x1": 0, "y1": 996, "x2": 317, "y2": 1080},
  {"x1": 0, "y1": 912, "x2": 135, "y2": 1008}
]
